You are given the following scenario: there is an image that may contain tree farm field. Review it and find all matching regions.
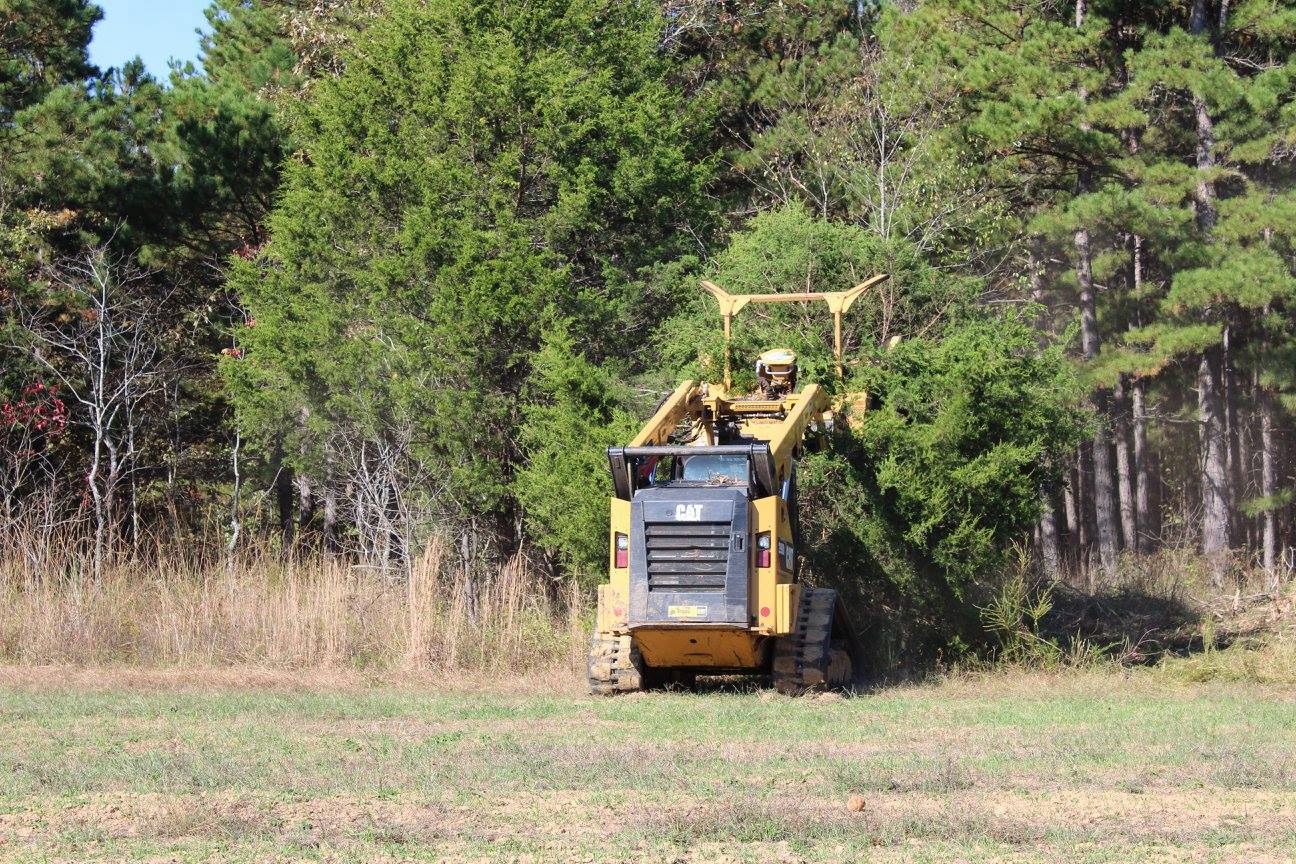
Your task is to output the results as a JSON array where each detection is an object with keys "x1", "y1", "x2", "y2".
[{"x1": 1, "y1": 668, "x2": 1294, "y2": 864}]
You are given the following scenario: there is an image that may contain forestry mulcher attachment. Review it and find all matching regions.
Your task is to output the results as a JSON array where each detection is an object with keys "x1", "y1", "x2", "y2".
[{"x1": 588, "y1": 275, "x2": 888, "y2": 694}]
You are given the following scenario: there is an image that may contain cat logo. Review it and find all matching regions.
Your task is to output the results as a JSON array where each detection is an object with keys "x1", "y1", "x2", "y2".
[{"x1": 674, "y1": 503, "x2": 703, "y2": 521}]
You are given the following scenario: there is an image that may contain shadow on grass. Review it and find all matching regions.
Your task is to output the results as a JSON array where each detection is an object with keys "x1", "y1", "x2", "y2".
[
  {"x1": 1031, "y1": 580, "x2": 1213, "y2": 663},
  {"x1": 645, "y1": 574, "x2": 1285, "y2": 695},
  {"x1": 690, "y1": 675, "x2": 765, "y2": 695}
]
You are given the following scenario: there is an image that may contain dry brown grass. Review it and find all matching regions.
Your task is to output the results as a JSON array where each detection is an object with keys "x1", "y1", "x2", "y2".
[
  {"x1": 4, "y1": 518, "x2": 1292, "y2": 687},
  {"x1": 0, "y1": 531, "x2": 587, "y2": 673}
]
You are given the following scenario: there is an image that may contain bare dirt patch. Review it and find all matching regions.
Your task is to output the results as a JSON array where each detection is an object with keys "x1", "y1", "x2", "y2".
[
  {"x1": 8, "y1": 784, "x2": 1287, "y2": 853},
  {"x1": 638, "y1": 786, "x2": 1296, "y2": 859},
  {"x1": 0, "y1": 789, "x2": 619, "y2": 847},
  {"x1": 299, "y1": 711, "x2": 630, "y2": 741}
]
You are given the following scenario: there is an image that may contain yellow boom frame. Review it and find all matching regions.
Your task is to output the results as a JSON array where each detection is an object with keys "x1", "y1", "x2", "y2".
[{"x1": 701, "y1": 274, "x2": 890, "y2": 388}]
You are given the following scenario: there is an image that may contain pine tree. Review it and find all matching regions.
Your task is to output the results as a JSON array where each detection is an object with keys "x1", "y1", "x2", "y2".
[
  {"x1": 199, "y1": 0, "x2": 298, "y2": 92},
  {"x1": 1115, "y1": 0, "x2": 1296, "y2": 579},
  {"x1": 881, "y1": 1, "x2": 1131, "y2": 576},
  {"x1": 1, "y1": 0, "x2": 105, "y2": 400},
  {"x1": 0, "y1": 0, "x2": 100, "y2": 121}
]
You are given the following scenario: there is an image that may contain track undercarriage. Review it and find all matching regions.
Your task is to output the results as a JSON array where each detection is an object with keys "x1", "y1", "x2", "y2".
[{"x1": 588, "y1": 587, "x2": 855, "y2": 694}]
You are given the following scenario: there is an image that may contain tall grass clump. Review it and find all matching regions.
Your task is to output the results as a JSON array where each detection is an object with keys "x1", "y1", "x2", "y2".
[
  {"x1": 0, "y1": 527, "x2": 586, "y2": 672},
  {"x1": 977, "y1": 547, "x2": 1116, "y2": 670}
]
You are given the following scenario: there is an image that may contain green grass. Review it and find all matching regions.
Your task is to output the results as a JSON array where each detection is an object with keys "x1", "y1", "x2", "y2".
[{"x1": 1, "y1": 670, "x2": 1294, "y2": 862}]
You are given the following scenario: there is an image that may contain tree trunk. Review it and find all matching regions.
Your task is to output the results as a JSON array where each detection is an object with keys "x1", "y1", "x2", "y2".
[
  {"x1": 1115, "y1": 376, "x2": 1138, "y2": 553},
  {"x1": 88, "y1": 420, "x2": 106, "y2": 581},
  {"x1": 1038, "y1": 492, "x2": 1062, "y2": 579},
  {"x1": 1090, "y1": 400, "x2": 1121, "y2": 580},
  {"x1": 1063, "y1": 463, "x2": 1081, "y2": 579},
  {"x1": 1076, "y1": 445, "x2": 1095, "y2": 589},
  {"x1": 323, "y1": 480, "x2": 339, "y2": 553},
  {"x1": 1191, "y1": 0, "x2": 1218, "y2": 232},
  {"x1": 1132, "y1": 377, "x2": 1153, "y2": 552},
  {"x1": 275, "y1": 460, "x2": 295, "y2": 548},
  {"x1": 1222, "y1": 326, "x2": 1245, "y2": 544},
  {"x1": 1192, "y1": 101, "x2": 1218, "y2": 229},
  {"x1": 378, "y1": 482, "x2": 394, "y2": 574},
  {"x1": 1239, "y1": 368, "x2": 1256, "y2": 553},
  {"x1": 126, "y1": 411, "x2": 139, "y2": 548},
  {"x1": 1028, "y1": 251, "x2": 1062, "y2": 579},
  {"x1": 297, "y1": 472, "x2": 315, "y2": 535},
  {"x1": 1077, "y1": 222, "x2": 1120, "y2": 578},
  {"x1": 1191, "y1": 0, "x2": 1230, "y2": 584},
  {"x1": 1261, "y1": 389, "x2": 1278, "y2": 585},
  {"x1": 104, "y1": 436, "x2": 122, "y2": 556},
  {"x1": 321, "y1": 442, "x2": 340, "y2": 553},
  {"x1": 227, "y1": 428, "x2": 243, "y2": 556},
  {"x1": 1199, "y1": 347, "x2": 1231, "y2": 584},
  {"x1": 1126, "y1": 225, "x2": 1153, "y2": 554},
  {"x1": 1072, "y1": 0, "x2": 1119, "y2": 578}
]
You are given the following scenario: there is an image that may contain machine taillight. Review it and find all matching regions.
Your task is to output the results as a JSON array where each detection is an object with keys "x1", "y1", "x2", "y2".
[
  {"x1": 614, "y1": 533, "x2": 629, "y2": 568},
  {"x1": 756, "y1": 532, "x2": 772, "y2": 568}
]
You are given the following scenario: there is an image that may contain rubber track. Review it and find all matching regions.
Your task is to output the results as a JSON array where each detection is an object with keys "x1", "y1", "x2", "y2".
[
  {"x1": 587, "y1": 633, "x2": 644, "y2": 695},
  {"x1": 772, "y1": 587, "x2": 840, "y2": 694}
]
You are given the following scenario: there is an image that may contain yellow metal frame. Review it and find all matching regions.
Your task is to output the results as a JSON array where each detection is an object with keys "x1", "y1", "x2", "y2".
[
  {"x1": 701, "y1": 275, "x2": 890, "y2": 388},
  {"x1": 699, "y1": 383, "x2": 828, "y2": 470},
  {"x1": 597, "y1": 497, "x2": 632, "y2": 633}
]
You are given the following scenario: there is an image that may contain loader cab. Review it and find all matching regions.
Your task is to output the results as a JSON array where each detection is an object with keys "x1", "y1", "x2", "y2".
[
  {"x1": 609, "y1": 444, "x2": 773, "y2": 501},
  {"x1": 660, "y1": 419, "x2": 765, "y2": 488},
  {"x1": 633, "y1": 451, "x2": 751, "y2": 490}
]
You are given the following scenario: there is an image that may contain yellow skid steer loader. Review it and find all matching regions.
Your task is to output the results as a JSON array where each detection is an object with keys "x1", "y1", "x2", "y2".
[{"x1": 589, "y1": 275, "x2": 887, "y2": 694}]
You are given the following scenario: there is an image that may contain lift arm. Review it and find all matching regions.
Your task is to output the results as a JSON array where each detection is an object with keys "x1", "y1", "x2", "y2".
[
  {"x1": 766, "y1": 383, "x2": 830, "y2": 469},
  {"x1": 628, "y1": 380, "x2": 702, "y2": 447}
]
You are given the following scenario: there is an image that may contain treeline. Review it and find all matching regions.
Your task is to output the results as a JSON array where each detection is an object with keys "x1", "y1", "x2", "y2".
[{"x1": 1, "y1": 0, "x2": 1293, "y2": 596}]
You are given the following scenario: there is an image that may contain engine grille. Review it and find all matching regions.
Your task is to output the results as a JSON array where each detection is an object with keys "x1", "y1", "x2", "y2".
[{"x1": 644, "y1": 521, "x2": 731, "y2": 592}]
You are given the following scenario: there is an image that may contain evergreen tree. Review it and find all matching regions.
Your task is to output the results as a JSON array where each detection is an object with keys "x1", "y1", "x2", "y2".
[
  {"x1": 882, "y1": 0, "x2": 1130, "y2": 576},
  {"x1": 0, "y1": 0, "x2": 105, "y2": 401},
  {"x1": 0, "y1": 0, "x2": 100, "y2": 121},
  {"x1": 226, "y1": 0, "x2": 712, "y2": 545},
  {"x1": 199, "y1": 0, "x2": 298, "y2": 92},
  {"x1": 1139, "y1": 0, "x2": 1296, "y2": 579}
]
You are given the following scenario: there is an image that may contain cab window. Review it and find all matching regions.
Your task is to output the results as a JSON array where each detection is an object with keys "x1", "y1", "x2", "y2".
[{"x1": 681, "y1": 454, "x2": 748, "y2": 484}]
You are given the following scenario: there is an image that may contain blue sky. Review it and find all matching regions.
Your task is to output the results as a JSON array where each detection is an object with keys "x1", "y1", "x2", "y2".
[{"x1": 89, "y1": 0, "x2": 211, "y2": 78}]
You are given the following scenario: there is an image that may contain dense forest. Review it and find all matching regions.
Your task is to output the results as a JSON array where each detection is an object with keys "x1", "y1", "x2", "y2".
[{"x1": 2, "y1": 0, "x2": 1293, "y2": 633}]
